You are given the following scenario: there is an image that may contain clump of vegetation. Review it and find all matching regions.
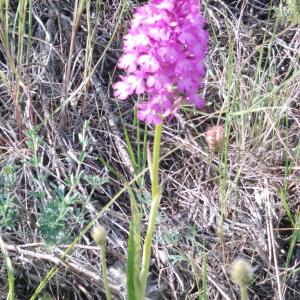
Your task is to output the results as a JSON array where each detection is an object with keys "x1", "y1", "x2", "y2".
[{"x1": 0, "y1": 164, "x2": 17, "y2": 230}]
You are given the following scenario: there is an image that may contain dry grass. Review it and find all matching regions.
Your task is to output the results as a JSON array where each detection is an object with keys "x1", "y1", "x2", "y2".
[{"x1": 0, "y1": 0, "x2": 299, "y2": 299}]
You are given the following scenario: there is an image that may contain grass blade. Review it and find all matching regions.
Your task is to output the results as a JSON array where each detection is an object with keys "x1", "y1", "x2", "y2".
[
  {"x1": 127, "y1": 186, "x2": 141, "y2": 295},
  {"x1": 0, "y1": 236, "x2": 15, "y2": 300},
  {"x1": 127, "y1": 222, "x2": 138, "y2": 300}
]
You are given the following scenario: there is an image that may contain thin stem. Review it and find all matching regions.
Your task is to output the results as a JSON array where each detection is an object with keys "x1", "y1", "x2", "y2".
[
  {"x1": 60, "y1": 0, "x2": 85, "y2": 127},
  {"x1": 139, "y1": 124, "x2": 163, "y2": 299},
  {"x1": 241, "y1": 286, "x2": 248, "y2": 300},
  {"x1": 0, "y1": 236, "x2": 14, "y2": 300},
  {"x1": 100, "y1": 244, "x2": 111, "y2": 300}
]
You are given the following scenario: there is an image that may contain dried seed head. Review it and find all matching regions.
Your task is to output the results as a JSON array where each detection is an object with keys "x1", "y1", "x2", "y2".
[
  {"x1": 91, "y1": 225, "x2": 107, "y2": 246},
  {"x1": 205, "y1": 125, "x2": 225, "y2": 151},
  {"x1": 231, "y1": 258, "x2": 253, "y2": 287}
]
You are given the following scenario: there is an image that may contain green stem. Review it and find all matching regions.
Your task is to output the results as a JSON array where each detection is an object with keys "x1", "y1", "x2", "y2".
[
  {"x1": 100, "y1": 244, "x2": 111, "y2": 300},
  {"x1": 0, "y1": 236, "x2": 14, "y2": 300},
  {"x1": 139, "y1": 124, "x2": 163, "y2": 299},
  {"x1": 241, "y1": 286, "x2": 248, "y2": 300}
]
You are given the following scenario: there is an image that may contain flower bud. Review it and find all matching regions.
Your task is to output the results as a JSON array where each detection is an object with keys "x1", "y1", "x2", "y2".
[
  {"x1": 91, "y1": 225, "x2": 107, "y2": 246},
  {"x1": 205, "y1": 125, "x2": 225, "y2": 151},
  {"x1": 230, "y1": 258, "x2": 253, "y2": 287}
]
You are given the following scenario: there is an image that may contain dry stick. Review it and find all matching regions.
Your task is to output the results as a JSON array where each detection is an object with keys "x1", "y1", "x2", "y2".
[
  {"x1": 3, "y1": 242, "x2": 99, "y2": 250},
  {"x1": 11, "y1": 81, "x2": 25, "y2": 142},
  {"x1": 24, "y1": 74, "x2": 35, "y2": 126},
  {"x1": 81, "y1": 0, "x2": 93, "y2": 115},
  {"x1": 4, "y1": 243, "x2": 122, "y2": 298},
  {"x1": 14, "y1": 0, "x2": 26, "y2": 140},
  {"x1": 267, "y1": 199, "x2": 283, "y2": 300},
  {"x1": 60, "y1": 0, "x2": 85, "y2": 128}
]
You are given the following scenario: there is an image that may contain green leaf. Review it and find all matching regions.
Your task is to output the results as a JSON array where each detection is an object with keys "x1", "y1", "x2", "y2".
[
  {"x1": 127, "y1": 222, "x2": 138, "y2": 300},
  {"x1": 127, "y1": 186, "x2": 141, "y2": 273},
  {"x1": 147, "y1": 142, "x2": 153, "y2": 182},
  {"x1": 127, "y1": 186, "x2": 141, "y2": 298},
  {"x1": 0, "y1": 236, "x2": 14, "y2": 300}
]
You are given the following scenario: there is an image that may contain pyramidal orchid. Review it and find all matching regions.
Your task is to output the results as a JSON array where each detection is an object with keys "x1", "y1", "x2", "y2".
[
  {"x1": 112, "y1": 1, "x2": 209, "y2": 298},
  {"x1": 113, "y1": 0, "x2": 208, "y2": 125}
]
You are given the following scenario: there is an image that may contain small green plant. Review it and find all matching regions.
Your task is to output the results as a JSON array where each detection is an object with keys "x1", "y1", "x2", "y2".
[
  {"x1": 38, "y1": 188, "x2": 78, "y2": 245},
  {"x1": 25, "y1": 121, "x2": 104, "y2": 246},
  {"x1": 277, "y1": 0, "x2": 300, "y2": 23},
  {"x1": 0, "y1": 164, "x2": 17, "y2": 230},
  {"x1": 287, "y1": 0, "x2": 300, "y2": 23}
]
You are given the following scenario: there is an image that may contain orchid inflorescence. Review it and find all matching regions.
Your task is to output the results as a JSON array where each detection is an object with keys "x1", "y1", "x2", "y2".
[{"x1": 113, "y1": 0, "x2": 208, "y2": 124}]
